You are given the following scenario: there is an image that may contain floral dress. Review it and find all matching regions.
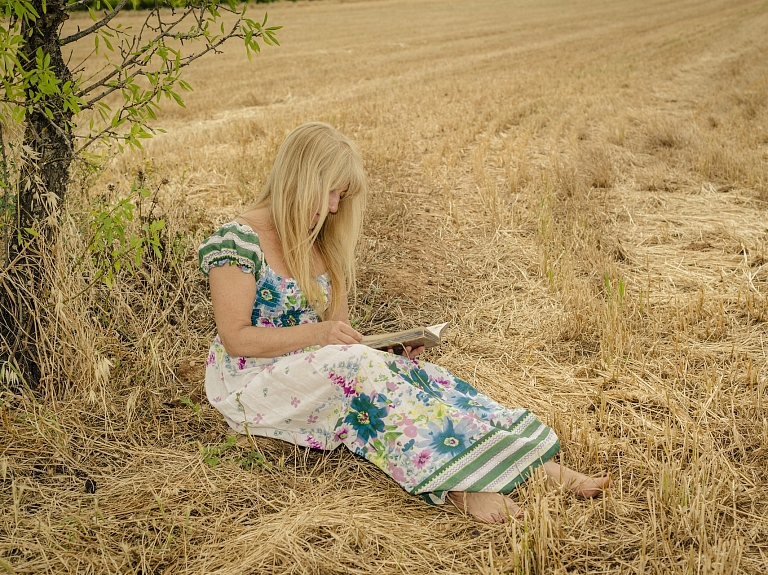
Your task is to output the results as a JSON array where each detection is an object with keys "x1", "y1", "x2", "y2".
[{"x1": 198, "y1": 222, "x2": 560, "y2": 504}]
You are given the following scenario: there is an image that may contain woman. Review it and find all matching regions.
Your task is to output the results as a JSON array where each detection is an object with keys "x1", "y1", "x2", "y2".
[{"x1": 198, "y1": 122, "x2": 610, "y2": 523}]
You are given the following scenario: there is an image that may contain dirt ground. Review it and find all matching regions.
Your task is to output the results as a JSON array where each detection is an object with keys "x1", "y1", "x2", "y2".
[{"x1": 2, "y1": 0, "x2": 768, "y2": 573}]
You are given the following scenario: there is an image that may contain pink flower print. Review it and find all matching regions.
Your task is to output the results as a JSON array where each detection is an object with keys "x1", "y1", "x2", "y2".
[
  {"x1": 237, "y1": 357, "x2": 246, "y2": 370},
  {"x1": 252, "y1": 413, "x2": 264, "y2": 423},
  {"x1": 263, "y1": 363, "x2": 276, "y2": 374},
  {"x1": 434, "y1": 376, "x2": 451, "y2": 387},
  {"x1": 307, "y1": 414, "x2": 318, "y2": 424},
  {"x1": 388, "y1": 462, "x2": 407, "y2": 483},
  {"x1": 333, "y1": 426, "x2": 350, "y2": 442},
  {"x1": 413, "y1": 450, "x2": 431, "y2": 469},
  {"x1": 306, "y1": 435, "x2": 323, "y2": 450},
  {"x1": 212, "y1": 396, "x2": 221, "y2": 403},
  {"x1": 386, "y1": 381, "x2": 398, "y2": 392},
  {"x1": 328, "y1": 372, "x2": 358, "y2": 397},
  {"x1": 398, "y1": 416, "x2": 417, "y2": 437},
  {"x1": 291, "y1": 396, "x2": 301, "y2": 408},
  {"x1": 340, "y1": 345, "x2": 352, "y2": 351},
  {"x1": 206, "y1": 351, "x2": 216, "y2": 367},
  {"x1": 303, "y1": 352, "x2": 317, "y2": 364}
]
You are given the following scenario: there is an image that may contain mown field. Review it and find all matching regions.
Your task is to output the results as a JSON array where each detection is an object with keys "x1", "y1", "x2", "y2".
[{"x1": 2, "y1": 0, "x2": 768, "y2": 573}]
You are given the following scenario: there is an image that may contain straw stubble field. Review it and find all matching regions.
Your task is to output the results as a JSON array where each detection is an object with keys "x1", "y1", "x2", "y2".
[{"x1": 2, "y1": 0, "x2": 768, "y2": 572}]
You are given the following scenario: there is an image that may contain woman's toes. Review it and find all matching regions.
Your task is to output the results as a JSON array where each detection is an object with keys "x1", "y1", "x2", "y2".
[
  {"x1": 447, "y1": 492, "x2": 523, "y2": 523},
  {"x1": 574, "y1": 474, "x2": 612, "y2": 498},
  {"x1": 493, "y1": 496, "x2": 523, "y2": 521}
]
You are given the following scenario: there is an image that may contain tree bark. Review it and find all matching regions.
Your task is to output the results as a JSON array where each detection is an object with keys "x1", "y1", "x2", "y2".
[{"x1": 1, "y1": 0, "x2": 74, "y2": 389}]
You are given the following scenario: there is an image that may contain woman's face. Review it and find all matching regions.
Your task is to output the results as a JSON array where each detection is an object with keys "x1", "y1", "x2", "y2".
[{"x1": 311, "y1": 188, "x2": 347, "y2": 229}]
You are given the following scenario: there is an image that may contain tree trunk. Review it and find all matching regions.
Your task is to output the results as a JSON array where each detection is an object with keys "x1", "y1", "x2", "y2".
[{"x1": 1, "y1": 0, "x2": 74, "y2": 390}]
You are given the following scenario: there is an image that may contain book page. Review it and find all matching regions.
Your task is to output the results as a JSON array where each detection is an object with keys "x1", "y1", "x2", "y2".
[{"x1": 361, "y1": 323, "x2": 448, "y2": 352}]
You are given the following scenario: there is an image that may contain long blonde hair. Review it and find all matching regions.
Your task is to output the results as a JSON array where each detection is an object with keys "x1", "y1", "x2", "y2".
[{"x1": 253, "y1": 122, "x2": 366, "y2": 320}]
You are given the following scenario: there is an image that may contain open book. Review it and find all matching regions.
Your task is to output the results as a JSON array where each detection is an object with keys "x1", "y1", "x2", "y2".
[{"x1": 361, "y1": 322, "x2": 450, "y2": 354}]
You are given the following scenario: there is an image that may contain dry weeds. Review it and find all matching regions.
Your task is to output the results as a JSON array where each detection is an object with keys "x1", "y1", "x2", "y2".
[{"x1": 2, "y1": 0, "x2": 768, "y2": 573}]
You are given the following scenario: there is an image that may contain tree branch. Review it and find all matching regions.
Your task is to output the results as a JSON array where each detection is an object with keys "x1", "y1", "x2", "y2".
[
  {"x1": 81, "y1": 15, "x2": 252, "y2": 108},
  {"x1": 84, "y1": 67, "x2": 149, "y2": 108},
  {"x1": 74, "y1": 114, "x2": 142, "y2": 154},
  {"x1": 60, "y1": 0, "x2": 130, "y2": 46},
  {"x1": 0, "y1": 122, "x2": 12, "y2": 271},
  {"x1": 63, "y1": 0, "x2": 93, "y2": 12},
  {"x1": 76, "y1": 9, "x2": 189, "y2": 99}
]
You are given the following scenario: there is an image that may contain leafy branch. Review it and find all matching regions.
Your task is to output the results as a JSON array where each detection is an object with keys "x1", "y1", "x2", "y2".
[
  {"x1": 1, "y1": 0, "x2": 281, "y2": 155},
  {"x1": 60, "y1": 0, "x2": 130, "y2": 45}
]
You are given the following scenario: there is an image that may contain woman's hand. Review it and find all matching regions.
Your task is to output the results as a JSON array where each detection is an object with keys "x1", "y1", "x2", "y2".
[
  {"x1": 388, "y1": 345, "x2": 425, "y2": 360},
  {"x1": 316, "y1": 321, "x2": 363, "y2": 346}
]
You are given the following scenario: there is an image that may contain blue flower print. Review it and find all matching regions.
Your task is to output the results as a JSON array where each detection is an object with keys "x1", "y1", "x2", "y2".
[
  {"x1": 259, "y1": 286, "x2": 277, "y2": 303},
  {"x1": 344, "y1": 393, "x2": 388, "y2": 444},
  {"x1": 453, "y1": 378, "x2": 479, "y2": 397},
  {"x1": 451, "y1": 395, "x2": 492, "y2": 417},
  {"x1": 281, "y1": 308, "x2": 304, "y2": 327},
  {"x1": 257, "y1": 277, "x2": 283, "y2": 311},
  {"x1": 427, "y1": 418, "x2": 472, "y2": 457},
  {"x1": 399, "y1": 366, "x2": 443, "y2": 398},
  {"x1": 416, "y1": 390, "x2": 433, "y2": 405}
]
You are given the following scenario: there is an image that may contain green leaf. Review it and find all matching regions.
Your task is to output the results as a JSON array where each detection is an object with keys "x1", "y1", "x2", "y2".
[
  {"x1": 383, "y1": 431, "x2": 403, "y2": 443},
  {"x1": 169, "y1": 91, "x2": 185, "y2": 108}
]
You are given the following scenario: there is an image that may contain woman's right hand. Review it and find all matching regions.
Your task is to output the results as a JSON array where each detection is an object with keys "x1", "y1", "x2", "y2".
[{"x1": 315, "y1": 321, "x2": 363, "y2": 346}]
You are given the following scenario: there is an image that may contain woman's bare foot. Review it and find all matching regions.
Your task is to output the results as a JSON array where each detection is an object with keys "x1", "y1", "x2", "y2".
[
  {"x1": 542, "y1": 461, "x2": 612, "y2": 498},
  {"x1": 446, "y1": 491, "x2": 523, "y2": 523}
]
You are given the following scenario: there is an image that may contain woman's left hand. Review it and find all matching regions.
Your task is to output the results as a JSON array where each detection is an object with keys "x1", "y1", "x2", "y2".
[{"x1": 388, "y1": 345, "x2": 424, "y2": 359}]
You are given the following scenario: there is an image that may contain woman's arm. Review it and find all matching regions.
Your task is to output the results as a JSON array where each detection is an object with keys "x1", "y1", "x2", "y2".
[
  {"x1": 330, "y1": 288, "x2": 353, "y2": 325},
  {"x1": 209, "y1": 264, "x2": 362, "y2": 358}
]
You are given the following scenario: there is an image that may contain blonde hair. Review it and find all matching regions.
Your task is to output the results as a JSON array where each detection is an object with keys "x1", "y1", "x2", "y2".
[{"x1": 253, "y1": 122, "x2": 366, "y2": 320}]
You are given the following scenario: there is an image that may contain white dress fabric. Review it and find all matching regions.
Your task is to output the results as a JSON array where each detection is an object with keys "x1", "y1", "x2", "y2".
[{"x1": 199, "y1": 222, "x2": 560, "y2": 504}]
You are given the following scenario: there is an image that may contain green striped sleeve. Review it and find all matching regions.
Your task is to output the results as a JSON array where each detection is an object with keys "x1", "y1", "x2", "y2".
[{"x1": 197, "y1": 222, "x2": 264, "y2": 277}]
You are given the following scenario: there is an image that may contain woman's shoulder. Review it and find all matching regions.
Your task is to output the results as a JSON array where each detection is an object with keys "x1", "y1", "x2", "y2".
[
  {"x1": 199, "y1": 220, "x2": 263, "y2": 250},
  {"x1": 198, "y1": 221, "x2": 264, "y2": 277}
]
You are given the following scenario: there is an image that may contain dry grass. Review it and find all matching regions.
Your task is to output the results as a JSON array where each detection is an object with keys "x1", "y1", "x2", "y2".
[{"x1": 2, "y1": 0, "x2": 768, "y2": 572}]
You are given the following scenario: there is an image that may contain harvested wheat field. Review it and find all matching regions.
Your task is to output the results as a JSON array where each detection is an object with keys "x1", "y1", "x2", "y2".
[{"x1": 3, "y1": 0, "x2": 768, "y2": 572}]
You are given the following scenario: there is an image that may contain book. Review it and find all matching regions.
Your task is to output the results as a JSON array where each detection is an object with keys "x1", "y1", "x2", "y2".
[{"x1": 361, "y1": 322, "x2": 450, "y2": 354}]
